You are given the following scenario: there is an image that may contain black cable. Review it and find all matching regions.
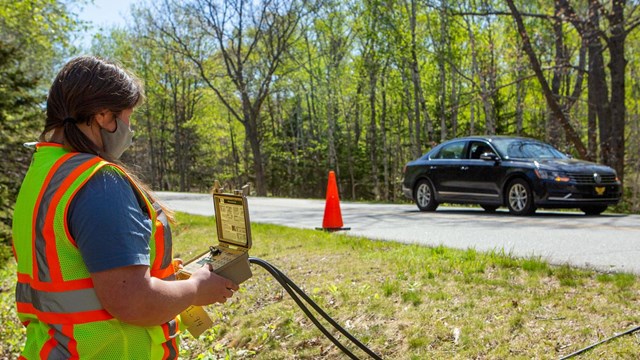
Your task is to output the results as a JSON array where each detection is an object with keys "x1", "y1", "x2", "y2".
[
  {"x1": 559, "y1": 325, "x2": 640, "y2": 359},
  {"x1": 249, "y1": 257, "x2": 362, "y2": 359},
  {"x1": 253, "y1": 257, "x2": 383, "y2": 360},
  {"x1": 248, "y1": 257, "x2": 383, "y2": 360}
]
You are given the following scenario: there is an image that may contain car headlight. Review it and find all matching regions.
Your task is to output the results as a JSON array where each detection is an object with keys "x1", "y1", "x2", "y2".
[{"x1": 535, "y1": 169, "x2": 570, "y2": 182}]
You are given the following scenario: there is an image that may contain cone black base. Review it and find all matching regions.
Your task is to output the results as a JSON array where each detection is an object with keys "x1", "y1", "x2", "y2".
[{"x1": 315, "y1": 227, "x2": 351, "y2": 232}]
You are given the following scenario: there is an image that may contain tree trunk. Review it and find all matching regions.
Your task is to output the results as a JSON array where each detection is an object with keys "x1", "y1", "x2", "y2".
[
  {"x1": 547, "y1": 1, "x2": 564, "y2": 147},
  {"x1": 607, "y1": 0, "x2": 627, "y2": 183},
  {"x1": 506, "y1": 0, "x2": 587, "y2": 158},
  {"x1": 407, "y1": 0, "x2": 428, "y2": 157},
  {"x1": 381, "y1": 64, "x2": 390, "y2": 201},
  {"x1": 368, "y1": 67, "x2": 380, "y2": 200}
]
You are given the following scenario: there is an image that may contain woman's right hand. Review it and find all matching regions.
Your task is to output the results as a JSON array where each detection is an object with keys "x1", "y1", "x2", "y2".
[{"x1": 189, "y1": 265, "x2": 239, "y2": 305}]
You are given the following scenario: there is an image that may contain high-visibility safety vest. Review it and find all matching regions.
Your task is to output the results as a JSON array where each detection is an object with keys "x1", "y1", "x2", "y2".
[{"x1": 12, "y1": 143, "x2": 183, "y2": 359}]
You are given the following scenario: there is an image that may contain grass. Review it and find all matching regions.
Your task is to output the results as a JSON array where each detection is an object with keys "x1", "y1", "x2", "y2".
[{"x1": 1, "y1": 212, "x2": 639, "y2": 359}]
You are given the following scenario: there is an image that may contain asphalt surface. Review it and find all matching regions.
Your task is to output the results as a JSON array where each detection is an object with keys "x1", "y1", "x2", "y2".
[{"x1": 158, "y1": 191, "x2": 640, "y2": 275}]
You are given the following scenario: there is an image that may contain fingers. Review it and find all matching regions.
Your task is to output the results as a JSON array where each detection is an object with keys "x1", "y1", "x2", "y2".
[
  {"x1": 190, "y1": 268, "x2": 240, "y2": 305},
  {"x1": 212, "y1": 278, "x2": 238, "y2": 304},
  {"x1": 213, "y1": 285, "x2": 236, "y2": 304},
  {"x1": 226, "y1": 279, "x2": 239, "y2": 291}
]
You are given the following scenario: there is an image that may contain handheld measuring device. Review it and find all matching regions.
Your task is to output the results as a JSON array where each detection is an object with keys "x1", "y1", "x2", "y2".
[
  {"x1": 178, "y1": 185, "x2": 253, "y2": 284},
  {"x1": 176, "y1": 185, "x2": 252, "y2": 337}
]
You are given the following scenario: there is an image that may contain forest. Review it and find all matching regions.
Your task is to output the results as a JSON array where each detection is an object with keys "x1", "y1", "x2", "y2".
[{"x1": 2, "y1": 0, "x2": 640, "y2": 260}]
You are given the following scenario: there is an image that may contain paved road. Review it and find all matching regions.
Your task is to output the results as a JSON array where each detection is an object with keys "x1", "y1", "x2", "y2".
[{"x1": 158, "y1": 192, "x2": 640, "y2": 275}]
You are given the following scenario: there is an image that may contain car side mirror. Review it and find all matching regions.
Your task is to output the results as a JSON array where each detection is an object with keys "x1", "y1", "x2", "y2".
[{"x1": 480, "y1": 152, "x2": 499, "y2": 161}]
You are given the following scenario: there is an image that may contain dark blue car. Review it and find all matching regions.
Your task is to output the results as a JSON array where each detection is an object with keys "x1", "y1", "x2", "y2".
[{"x1": 401, "y1": 136, "x2": 622, "y2": 215}]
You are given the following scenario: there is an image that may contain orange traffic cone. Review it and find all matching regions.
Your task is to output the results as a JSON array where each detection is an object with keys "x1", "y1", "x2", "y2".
[{"x1": 316, "y1": 171, "x2": 350, "y2": 232}]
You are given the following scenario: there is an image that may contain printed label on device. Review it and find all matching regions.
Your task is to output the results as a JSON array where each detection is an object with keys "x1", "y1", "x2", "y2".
[{"x1": 180, "y1": 305, "x2": 214, "y2": 338}]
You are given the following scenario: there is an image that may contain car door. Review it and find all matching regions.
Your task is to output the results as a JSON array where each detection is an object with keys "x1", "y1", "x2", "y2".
[
  {"x1": 428, "y1": 140, "x2": 468, "y2": 200},
  {"x1": 460, "y1": 141, "x2": 503, "y2": 203}
]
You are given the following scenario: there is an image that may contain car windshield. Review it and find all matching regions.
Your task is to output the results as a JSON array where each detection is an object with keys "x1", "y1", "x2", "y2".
[{"x1": 492, "y1": 139, "x2": 568, "y2": 159}]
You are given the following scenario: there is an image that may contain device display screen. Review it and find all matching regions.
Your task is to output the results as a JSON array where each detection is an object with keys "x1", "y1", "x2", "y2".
[{"x1": 214, "y1": 194, "x2": 251, "y2": 247}]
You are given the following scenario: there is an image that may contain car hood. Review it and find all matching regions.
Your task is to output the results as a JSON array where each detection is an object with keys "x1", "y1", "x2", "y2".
[{"x1": 534, "y1": 158, "x2": 615, "y2": 174}]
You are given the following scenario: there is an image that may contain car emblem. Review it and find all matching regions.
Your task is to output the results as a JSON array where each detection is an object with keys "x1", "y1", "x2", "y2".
[
  {"x1": 595, "y1": 186, "x2": 605, "y2": 195},
  {"x1": 593, "y1": 173, "x2": 602, "y2": 184}
]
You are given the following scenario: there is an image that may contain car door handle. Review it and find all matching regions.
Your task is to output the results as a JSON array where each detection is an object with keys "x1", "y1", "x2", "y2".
[
  {"x1": 460, "y1": 166, "x2": 468, "y2": 170},
  {"x1": 429, "y1": 166, "x2": 437, "y2": 170}
]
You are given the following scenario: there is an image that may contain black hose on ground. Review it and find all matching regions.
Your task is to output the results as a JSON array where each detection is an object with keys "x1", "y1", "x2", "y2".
[
  {"x1": 248, "y1": 257, "x2": 383, "y2": 360},
  {"x1": 559, "y1": 325, "x2": 640, "y2": 359}
]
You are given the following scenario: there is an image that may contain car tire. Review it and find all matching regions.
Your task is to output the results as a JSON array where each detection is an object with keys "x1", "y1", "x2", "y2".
[
  {"x1": 414, "y1": 179, "x2": 438, "y2": 212},
  {"x1": 506, "y1": 178, "x2": 536, "y2": 216},
  {"x1": 481, "y1": 205, "x2": 498, "y2": 213},
  {"x1": 580, "y1": 205, "x2": 608, "y2": 215}
]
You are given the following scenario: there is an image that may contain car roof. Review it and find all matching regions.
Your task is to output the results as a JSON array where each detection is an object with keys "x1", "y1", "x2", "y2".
[
  {"x1": 448, "y1": 135, "x2": 538, "y2": 143},
  {"x1": 426, "y1": 136, "x2": 543, "y2": 157}
]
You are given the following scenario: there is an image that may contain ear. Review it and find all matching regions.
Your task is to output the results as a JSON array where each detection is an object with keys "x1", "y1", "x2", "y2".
[{"x1": 93, "y1": 110, "x2": 116, "y2": 132}]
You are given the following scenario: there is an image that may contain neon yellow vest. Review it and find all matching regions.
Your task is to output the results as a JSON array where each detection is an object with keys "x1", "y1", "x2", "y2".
[{"x1": 13, "y1": 143, "x2": 182, "y2": 359}]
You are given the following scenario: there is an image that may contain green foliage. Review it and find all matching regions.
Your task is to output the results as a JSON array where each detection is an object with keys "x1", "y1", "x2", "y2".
[
  {"x1": 0, "y1": 261, "x2": 25, "y2": 355},
  {"x1": 0, "y1": 0, "x2": 80, "y2": 265},
  {"x1": 60, "y1": 0, "x2": 640, "y2": 210}
]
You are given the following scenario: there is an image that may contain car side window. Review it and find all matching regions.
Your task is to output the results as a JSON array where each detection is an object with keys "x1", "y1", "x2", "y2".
[
  {"x1": 469, "y1": 142, "x2": 494, "y2": 159},
  {"x1": 432, "y1": 142, "x2": 465, "y2": 159}
]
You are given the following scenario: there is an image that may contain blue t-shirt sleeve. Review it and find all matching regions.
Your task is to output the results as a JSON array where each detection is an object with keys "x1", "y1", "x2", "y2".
[{"x1": 68, "y1": 166, "x2": 152, "y2": 273}]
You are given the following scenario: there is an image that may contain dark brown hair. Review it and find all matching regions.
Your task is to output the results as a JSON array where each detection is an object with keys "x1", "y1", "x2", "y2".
[
  {"x1": 41, "y1": 56, "x2": 174, "y2": 219},
  {"x1": 42, "y1": 56, "x2": 144, "y2": 155}
]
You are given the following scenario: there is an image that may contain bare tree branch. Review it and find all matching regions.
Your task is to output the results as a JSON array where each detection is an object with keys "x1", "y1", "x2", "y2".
[{"x1": 505, "y1": 0, "x2": 587, "y2": 158}]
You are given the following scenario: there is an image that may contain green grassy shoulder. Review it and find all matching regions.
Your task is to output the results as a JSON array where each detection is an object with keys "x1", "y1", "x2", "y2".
[{"x1": 2, "y1": 212, "x2": 639, "y2": 359}]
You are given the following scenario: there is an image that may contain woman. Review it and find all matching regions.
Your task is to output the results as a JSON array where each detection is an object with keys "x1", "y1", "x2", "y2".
[{"x1": 12, "y1": 56, "x2": 238, "y2": 359}]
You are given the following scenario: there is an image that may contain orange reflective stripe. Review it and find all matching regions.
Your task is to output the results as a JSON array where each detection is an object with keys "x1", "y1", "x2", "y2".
[
  {"x1": 160, "y1": 321, "x2": 179, "y2": 360},
  {"x1": 39, "y1": 327, "x2": 57, "y2": 359},
  {"x1": 62, "y1": 324, "x2": 79, "y2": 359},
  {"x1": 42, "y1": 156, "x2": 102, "y2": 282},
  {"x1": 32, "y1": 152, "x2": 77, "y2": 281},
  {"x1": 162, "y1": 322, "x2": 170, "y2": 339},
  {"x1": 152, "y1": 219, "x2": 165, "y2": 270},
  {"x1": 150, "y1": 264, "x2": 175, "y2": 279},
  {"x1": 17, "y1": 302, "x2": 113, "y2": 324},
  {"x1": 18, "y1": 272, "x2": 93, "y2": 292},
  {"x1": 162, "y1": 338, "x2": 178, "y2": 360}
]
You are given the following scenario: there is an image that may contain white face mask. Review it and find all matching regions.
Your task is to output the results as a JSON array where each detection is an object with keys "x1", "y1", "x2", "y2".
[{"x1": 100, "y1": 117, "x2": 134, "y2": 160}]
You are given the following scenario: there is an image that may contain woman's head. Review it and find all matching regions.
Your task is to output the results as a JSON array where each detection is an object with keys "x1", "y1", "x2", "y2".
[{"x1": 43, "y1": 56, "x2": 144, "y2": 156}]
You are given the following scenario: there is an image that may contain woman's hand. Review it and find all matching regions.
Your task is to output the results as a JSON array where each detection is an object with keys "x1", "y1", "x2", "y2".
[
  {"x1": 92, "y1": 264, "x2": 239, "y2": 326},
  {"x1": 189, "y1": 264, "x2": 239, "y2": 305}
]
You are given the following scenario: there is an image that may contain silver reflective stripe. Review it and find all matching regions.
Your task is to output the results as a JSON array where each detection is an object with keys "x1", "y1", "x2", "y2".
[
  {"x1": 16, "y1": 282, "x2": 103, "y2": 313},
  {"x1": 167, "y1": 318, "x2": 178, "y2": 338},
  {"x1": 166, "y1": 340, "x2": 177, "y2": 359},
  {"x1": 35, "y1": 153, "x2": 98, "y2": 282},
  {"x1": 156, "y1": 209, "x2": 173, "y2": 269},
  {"x1": 165, "y1": 319, "x2": 179, "y2": 359},
  {"x1": 46, "y1": 324, "x2": 73, "y2": 359}
]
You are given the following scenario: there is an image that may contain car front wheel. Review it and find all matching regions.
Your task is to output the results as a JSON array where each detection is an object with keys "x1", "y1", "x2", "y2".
[
  {"x1": 506, "y1": 179, "x2": 536, "y2": 216},
  {"x1": 414, "y1": 179, "x2": 438, "y2": 212}
]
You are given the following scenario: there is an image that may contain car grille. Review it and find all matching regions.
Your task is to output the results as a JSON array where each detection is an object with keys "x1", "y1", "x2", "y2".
[{"x1": 568, "y1": 173, "x2": 617, "y2": 185}]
